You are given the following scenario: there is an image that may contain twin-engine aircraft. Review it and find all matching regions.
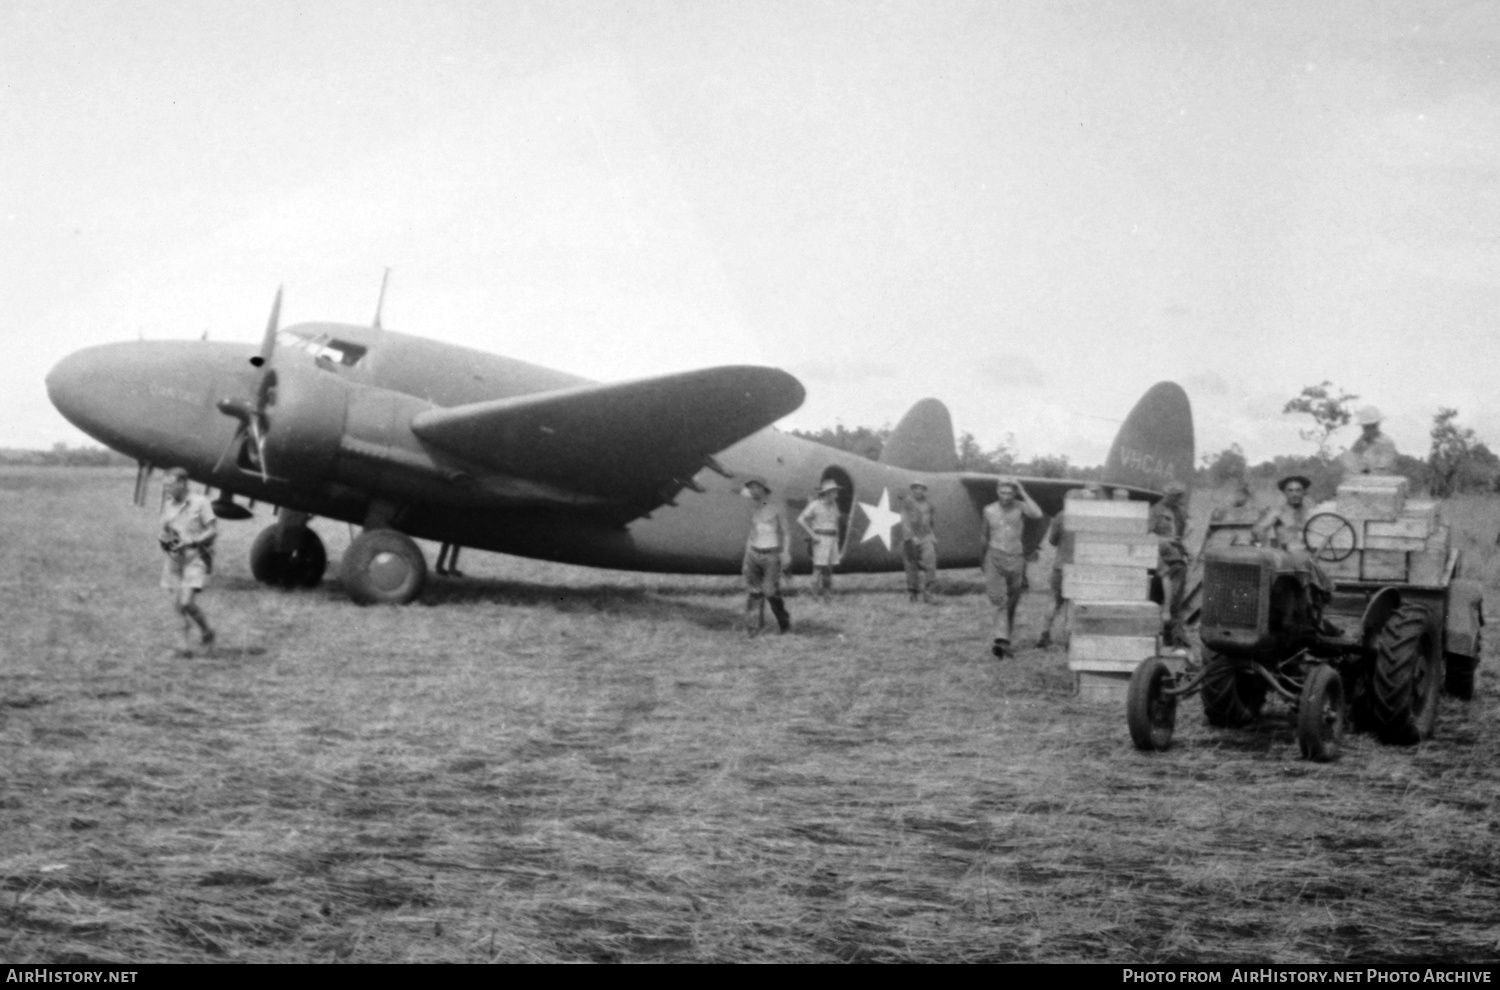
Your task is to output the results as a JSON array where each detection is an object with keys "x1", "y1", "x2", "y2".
[{"x1": 46, "y1": 291, "x2": 1194, "y2": 605}]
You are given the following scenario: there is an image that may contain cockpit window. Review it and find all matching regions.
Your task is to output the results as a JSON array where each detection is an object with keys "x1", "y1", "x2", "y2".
[{"x1": 275, "y1": 332, "x2": 367, "y2": 367}]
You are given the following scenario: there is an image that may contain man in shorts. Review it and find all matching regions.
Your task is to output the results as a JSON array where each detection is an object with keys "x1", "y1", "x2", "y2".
[
  {"x1": 900, "y1": 481, "x2": 938, "y2": 603},
  {"x1": 980, "y1": 478, "x2": 1043, "y2": 658},
  {"x1": 742, "y1": 477, "x2": 792, "y2": 636},
  {"x1": 159, "y1": 467, "x2": 218, "y2": 654},
  {"x1": 797, "y1": 479, "x2": 843, "y2": 600}
]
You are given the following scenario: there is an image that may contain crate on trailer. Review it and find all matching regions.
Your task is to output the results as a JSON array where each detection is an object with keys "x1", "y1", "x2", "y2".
[
  {"x1": 1409, "y1": 526, "x2": 1453, "y2": 586},
  {"x1": 1361, "y1": 549, "x2": 1409, "y2": 582},
  {"x1": 1336, "y1": 475, "x2": 1408, "y2": 519}
]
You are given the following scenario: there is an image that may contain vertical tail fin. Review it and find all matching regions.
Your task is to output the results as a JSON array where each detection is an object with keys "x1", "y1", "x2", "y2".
[
  {"x1": 880, "y1": 398, "x2": 960, "y2": 472},
  {"x1": 1103, "y1": 382, "x2": 1194, "y2": 493}
]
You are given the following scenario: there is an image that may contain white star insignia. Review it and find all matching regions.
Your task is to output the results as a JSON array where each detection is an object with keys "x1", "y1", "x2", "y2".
[{"x1": 858, "y1": 488, "x2": 903, "y2": 552}]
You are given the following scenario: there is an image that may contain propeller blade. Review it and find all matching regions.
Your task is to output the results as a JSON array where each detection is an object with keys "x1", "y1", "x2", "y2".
[
  {"x1": 247, "y1": 415, "x2": 269, "y2": 483},
  {"x1": 250, "y1": 286, "x2": 282, "y2": 368}
]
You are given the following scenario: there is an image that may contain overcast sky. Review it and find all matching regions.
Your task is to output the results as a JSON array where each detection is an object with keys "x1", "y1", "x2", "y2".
[{"x1": 5, "y1": 0, "x2": 1498, "y2": 466}]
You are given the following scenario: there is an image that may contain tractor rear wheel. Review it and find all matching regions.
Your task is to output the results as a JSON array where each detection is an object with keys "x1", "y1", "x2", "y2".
[
  {"x1": 1297, "y1": 664, "x2": 1344, "y2": 762},
  {"x1": 1127, "y1": 658, "x2": 1177, "y2": 752},
  {"x1": 1371, "y1": 603, "x2": 1442, "y2": 745},
  {"x1": 1200, "y1": 653, "x2": 1266, "y2": 727}
]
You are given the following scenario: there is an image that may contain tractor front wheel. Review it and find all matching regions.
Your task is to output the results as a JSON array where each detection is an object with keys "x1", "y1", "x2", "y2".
[
  {"x1": 1200, "y1": 653, "x2": 1266, "y2": 728},
  {"x1": 1297, "y1": 664, "x2": 1344, "y2": 762},
  {"x1": 1371, "y1": 603, "x2": 1442, "y2": 745},
  {"x1": 1127, "y1": 658, "x2": 1178, "y2": 752}
]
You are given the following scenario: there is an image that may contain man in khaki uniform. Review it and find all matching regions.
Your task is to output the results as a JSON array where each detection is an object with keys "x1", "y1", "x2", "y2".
[
  {"x1": 1149, "y1": 481, "x2": 1190, "y2": 648},
  {"x1": 1341, "y1": 405, "x2": 1399, "y2": 475},
  {"x1": 1037, "y1": 482, "x2": 1101, "y2": 648},
  {"x1": 797, "y1": 479, "x2": 843, "y2": 600},
  {"x1": 159, "y1": 467, "x2": 217, "y2": 655},
  {"x1": 901, "y1": 481, "x2": 938, "y2": 603},
  {"x1": 979, "y1": 478, "x2": 1043, "y2": 658},
  {"x1": 742, "y1": 477, "x2": 792, "y2": 636}
]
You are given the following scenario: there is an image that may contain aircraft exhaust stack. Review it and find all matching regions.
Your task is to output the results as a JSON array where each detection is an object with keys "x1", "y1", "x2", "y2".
[{"x1": 1102, "y1": 381, "x2": 1194, "y2": 494}]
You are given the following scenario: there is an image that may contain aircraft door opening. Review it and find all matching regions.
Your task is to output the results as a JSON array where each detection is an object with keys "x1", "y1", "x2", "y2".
[{"x1": 819, "y1": 466, "x2": 855, "y2": 556}]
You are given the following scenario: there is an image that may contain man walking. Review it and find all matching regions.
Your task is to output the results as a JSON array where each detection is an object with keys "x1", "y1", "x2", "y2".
[
  {"x1": 159, "y1": 468, "x2": 217, "y2": 655},
  {"x1": 979, "y1": 478, "x2": 1043, "y2": 658}
]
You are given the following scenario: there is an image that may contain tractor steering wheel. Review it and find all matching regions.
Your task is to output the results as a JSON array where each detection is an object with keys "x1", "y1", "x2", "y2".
[{"x1": 1304, "y1": 512, "x2": 1358, "y2": 563}]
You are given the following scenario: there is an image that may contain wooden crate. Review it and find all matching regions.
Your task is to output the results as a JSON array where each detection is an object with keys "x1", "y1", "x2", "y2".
[
  {"x1": 1336, "y1": 476, "x2": 1408, "y2": 520},
  {"x1": 1063, "y1": 564, "x2": 1150, "y2": 601},
  {"x1": 1409, "y1": 527, "x2": 1452, "y2": 586},
  {"x1": 1069, "y1": 634, "x2": 1158, "y2": 663},
  {"x1": 1069, "y1": 653, "x2": 1189, "y2": 704},
  {"x1": 1066, "y1": 499, "x2": 1149, "y2": 535},
  {"x1": 1364, "y1": 505, "x2": 1436, "y2": 550},
  {"x1": 1073, "y1": 532, "x2": 1161, "y2": 566},
  {"x1": 1321, "y1": 554, "x2": 1362, "y2": 581},
  {"x1": 1071, "y1": 600, "x2": 1162, "y2": 636},
  {"x1": 1361, "y1": 549, "x2": 1408, "y2": 582},
  {"x1": 1074, "y1": 668, "x2": 1133, "y2": 704}
]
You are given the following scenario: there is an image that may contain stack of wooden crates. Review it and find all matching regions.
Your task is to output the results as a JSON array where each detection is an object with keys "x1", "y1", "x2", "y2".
[
  {"x1": 1317, "y1": 475, "x2": 1449, "y2": 585},
  {"x1": 1060, "y1": 499, "x2": 1162, "y2": 702}
]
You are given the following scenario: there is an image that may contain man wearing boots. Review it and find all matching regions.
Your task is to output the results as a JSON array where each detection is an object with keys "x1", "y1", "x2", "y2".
[{"x1": 742, "y1": 477, "x2": 792, "y2": 636}]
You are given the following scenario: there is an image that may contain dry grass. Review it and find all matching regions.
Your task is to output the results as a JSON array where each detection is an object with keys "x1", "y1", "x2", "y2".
[{"x1": 2, "y1": 467, "x2": 1498, "y2": 963}]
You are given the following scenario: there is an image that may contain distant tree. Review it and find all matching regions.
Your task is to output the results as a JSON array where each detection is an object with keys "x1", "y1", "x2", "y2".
[
  {"x1": 1022, "y1": 453, "x2": 1071, "y2": 479},
  {"x1": 1200, "y1": 443, "x2": 1247, "y2": 486},
  {"x1": 1284, "y1": 381, "x2": 1359, "y2": 459},
  {"x1": 788, "y1": 424, "x2": 892, "y2": 461},
  {"x1": 1428, "y1": 408, "x2": 1496, "y2": 496},
  {"x1": 956, "y1": 431, "x2": 1017, "y2": 474}
]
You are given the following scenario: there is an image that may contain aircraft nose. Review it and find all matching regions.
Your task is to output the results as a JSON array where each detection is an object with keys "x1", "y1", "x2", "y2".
[{"x1": 47, "y1": 345, "x2": 116, "y2": 439}]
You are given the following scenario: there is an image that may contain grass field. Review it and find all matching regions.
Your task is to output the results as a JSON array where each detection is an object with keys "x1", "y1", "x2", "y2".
[{"x1": 2, "y1": 467, "x2": 1498, "y2": 963}]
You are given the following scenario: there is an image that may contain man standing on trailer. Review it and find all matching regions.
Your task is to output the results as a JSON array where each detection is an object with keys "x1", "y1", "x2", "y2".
[
  {"x1": 980, "y1": 478, "x2": 1043, "y2": 658},
  {"x1": 1341, "y1": 405, "x2": 1399, "y2": 475}
]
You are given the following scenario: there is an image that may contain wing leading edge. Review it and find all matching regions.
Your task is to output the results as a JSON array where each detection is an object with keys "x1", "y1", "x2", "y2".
[{"x1": 411, "y1": 365, "x2": 805, "y2": 512}]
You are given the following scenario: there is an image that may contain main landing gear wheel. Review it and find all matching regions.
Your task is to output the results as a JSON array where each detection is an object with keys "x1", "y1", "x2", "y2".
[
  {"x1": 1200, "y1": 653, "x2": 1267, "y2": 728},
  {"x1": 1304, "y1": 512, "x2": 1358, "y2": 563},
  {"x1": 249, "y1": 525, "x2": 327, "y2": 589},
  {"x1": 1372, "y1": 603, "x2": 1442, "y2": 745},
  {"x1": 341, "y1": 529, "x2": 427, "y2": 605},
  {"x1": 1297, "y1": 665, "x2": 1344, "y2": 762},
  {"x1": 1127, "y1": 658, "x2": 1178, "y2": 752}
]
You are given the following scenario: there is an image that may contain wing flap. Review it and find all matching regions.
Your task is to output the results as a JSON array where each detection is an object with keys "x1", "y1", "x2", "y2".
[{"x1": 410, "y1": 366, "x2": 804, "y2": 507}]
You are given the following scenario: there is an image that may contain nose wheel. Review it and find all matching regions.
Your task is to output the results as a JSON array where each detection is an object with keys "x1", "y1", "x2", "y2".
[{"x1": 341, "y1": 529, "x2": 427, "y2": 605}]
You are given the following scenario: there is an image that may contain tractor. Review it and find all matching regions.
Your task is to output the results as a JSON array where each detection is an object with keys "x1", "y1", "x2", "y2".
[{"x1": 1126, "y1": 490, "x2": 1484, "y2": 761}]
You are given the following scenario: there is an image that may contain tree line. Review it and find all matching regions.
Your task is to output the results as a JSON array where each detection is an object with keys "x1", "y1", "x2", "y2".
[
  {"x1": 792, "y1": 382, "x2": 1497, "y2": 498},
  {"x1": 0, "y1": 443, "x2": 133, "y2": 467}
]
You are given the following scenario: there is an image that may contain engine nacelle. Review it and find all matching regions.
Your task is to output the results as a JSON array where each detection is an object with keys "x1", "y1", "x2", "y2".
[{"x1": 261, "y1": 363, "x2": 349, "y2": 484}]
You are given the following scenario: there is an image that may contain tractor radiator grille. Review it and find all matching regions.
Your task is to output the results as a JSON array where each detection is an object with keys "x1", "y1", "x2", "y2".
[{"x1": 1202, "y1": 561, "x2": 1261, "y2": 628}]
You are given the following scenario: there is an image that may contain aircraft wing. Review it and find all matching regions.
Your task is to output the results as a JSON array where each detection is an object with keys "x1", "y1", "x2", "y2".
[{"x1": 411, "y1": 365, "x2": 805, "y2": 512}]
